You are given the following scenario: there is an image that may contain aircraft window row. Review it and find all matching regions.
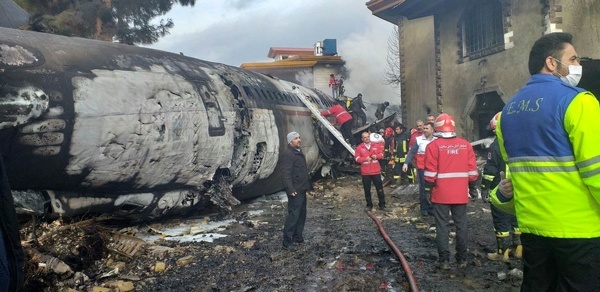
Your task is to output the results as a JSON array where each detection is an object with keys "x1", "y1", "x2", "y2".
[
  {"x1": 242, "y1": 85, "x2": 308, "y2": 105},
  {"x1": 240, "y1": 85, "x2": 335, "y2": 108}
]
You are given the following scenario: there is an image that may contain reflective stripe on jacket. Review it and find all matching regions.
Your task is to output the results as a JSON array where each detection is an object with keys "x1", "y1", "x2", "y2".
[
  {"x1": 321, "y1": 104, "x2": 352, "y2": 125},
  {"x1": 405, "y1": 135, "x2": 435, "y2": 169},
  {"x1": 497, "y1": 74, "x2": 600, "y2": 238},
  {"x1": 424, "y1": 136, "x2": 478, "y2": 204},
  {"x1": 355, "y1": 142, "x2": 384, "y2": 175}
]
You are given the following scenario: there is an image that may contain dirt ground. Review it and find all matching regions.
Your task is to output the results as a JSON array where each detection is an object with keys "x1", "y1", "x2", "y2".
[{"x1": 20, "y1": 174, "x2": 525, "y2": 292}]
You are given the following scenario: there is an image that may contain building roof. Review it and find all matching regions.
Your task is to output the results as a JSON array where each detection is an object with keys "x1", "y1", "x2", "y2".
[
  {"x1": 241, "y1": 55, "x2": 344, "y2": 69},
  {"x1": 0, "y1": 0, "x2": 29, "y2": 28},
  {"x1": 366, "y1": 0, "x2": 448, "y2": 23},
  {"x1": 267, "y1": 47, "x2": 314, "y2": 59}
]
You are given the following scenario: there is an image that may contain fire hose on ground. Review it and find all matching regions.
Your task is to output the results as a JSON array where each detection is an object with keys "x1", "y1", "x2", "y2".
[{"x1": 366, "y1": 210, "x2": 420, "y2": 292}]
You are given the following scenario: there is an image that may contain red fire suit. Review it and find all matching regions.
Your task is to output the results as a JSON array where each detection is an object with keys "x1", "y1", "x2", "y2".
[
  {"x1": 321, "y1": 104, "x2": 352, "y2": 126},
  {"x1": 423, "y1": 135, "x2": 478, "y2": 264},
  {"x1": 355, "y1": 141, "x2": 386, "y2": 209},
  {"x1": 355, "y1": 142, "x2": 384, "y2": 175},
  {"x1": 424, "y1": 136, "x2": 478, "y2": 204}
]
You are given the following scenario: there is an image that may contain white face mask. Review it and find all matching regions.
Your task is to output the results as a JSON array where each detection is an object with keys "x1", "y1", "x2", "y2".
[{"x1": 554, "y1": 58, "x2": 582, "y2": 86}]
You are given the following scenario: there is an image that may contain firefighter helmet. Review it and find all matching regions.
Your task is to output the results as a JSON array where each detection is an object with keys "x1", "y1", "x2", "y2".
[
  {"x1": 434, "y1": 113, "x2": 456, "y2": 132},
  {"x1": 489, "y1": 112, "x2": 501, "y2": 131},
  {"x1": 384, "y1": 127, "x2": 394, "y2": 138}
]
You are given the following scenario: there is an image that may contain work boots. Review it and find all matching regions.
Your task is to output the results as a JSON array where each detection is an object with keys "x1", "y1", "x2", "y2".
[
  {"x1": 487, "y1": 234, "x2": 511, "y2": 262},
  {"x1": 512, "y1": 230, "x2": 523, "y2": 260}
]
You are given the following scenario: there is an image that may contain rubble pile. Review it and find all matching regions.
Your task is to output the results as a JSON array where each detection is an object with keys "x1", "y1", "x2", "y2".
[{"x1": 19, "y1": 176, "x2": 522, "y2": 291}]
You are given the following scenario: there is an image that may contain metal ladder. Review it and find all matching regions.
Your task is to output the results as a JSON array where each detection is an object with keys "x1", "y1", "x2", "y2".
[{"x1": 293, "y1": 87, "x2": 355, "y2": 156}]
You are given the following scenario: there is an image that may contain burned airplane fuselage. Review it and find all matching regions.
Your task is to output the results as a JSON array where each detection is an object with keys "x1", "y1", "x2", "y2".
[{"x1": 0, "y1": 27, "x2": 335, "y2": 219}]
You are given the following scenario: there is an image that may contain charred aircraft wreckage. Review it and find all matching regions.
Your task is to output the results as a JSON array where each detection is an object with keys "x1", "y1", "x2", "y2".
[{"x1": 0, "y1": 26, "x2": 390, "y2": 220}]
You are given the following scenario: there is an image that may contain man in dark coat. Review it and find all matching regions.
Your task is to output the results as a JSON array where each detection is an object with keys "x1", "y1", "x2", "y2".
[
  {"x1": 0, "y1": 150, "x2": 24, "y2": 291},
  {"x1": 375, "y1": 101, "x2": 389, "y2": 120},
  {"x1": 281, "y1": 132, "x2": 312, "y2": 251},
  {"x1": 350, "y1": 93, "x2": 367, "y2": 127}
]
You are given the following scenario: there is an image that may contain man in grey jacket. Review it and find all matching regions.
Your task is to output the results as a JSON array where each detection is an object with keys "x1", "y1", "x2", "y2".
[{"x1": 281, "y1": 132, "x2": 312, "y2": 251}]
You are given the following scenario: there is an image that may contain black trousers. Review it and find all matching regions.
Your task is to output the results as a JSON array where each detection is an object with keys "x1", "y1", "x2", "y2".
[
  {"x1": 433, "y1": 203, "x2": 468, "y2": 263},
  {"x1": 520, "y1": 233, "x2": 600, "y2": 292},
  {"x1": 362, "y1": 174, "x2": 385, "y2": 208},
  {"x1": 417, "y1": 169, "x2": 432, "y2": 214},
  {"x1": 0, "y1": 228, "x2": 8, "y2": 292},
  {"x1": 340, "y1": 121, "x2": 355, "y2": 146},
  {"x1": 282, "y1": 192, "x2": 307, "y2": 245},
  {"x1": 353, "y1": 110, "x2": 366, "y2": 127},
  {"x1": 491, "y1": 203, "x2": 517, "y2": 233}
]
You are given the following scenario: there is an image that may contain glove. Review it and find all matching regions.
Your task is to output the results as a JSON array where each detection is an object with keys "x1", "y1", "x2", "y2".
[
  {"x1": 468, "y1": 188, "x2": 479, "y2": 201},
  {"x1": 468, "y1": 181, "x2": 480, "y2": 201}
]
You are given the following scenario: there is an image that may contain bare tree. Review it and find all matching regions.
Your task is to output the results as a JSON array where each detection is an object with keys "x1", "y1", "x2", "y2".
[{"x1": 384, "y1": 25, "x2": 401, "y2": 87}]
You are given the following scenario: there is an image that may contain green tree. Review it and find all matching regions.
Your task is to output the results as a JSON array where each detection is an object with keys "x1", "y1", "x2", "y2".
[{"x1": 15, "y1": 0, "x2": 196, "y2": 45}]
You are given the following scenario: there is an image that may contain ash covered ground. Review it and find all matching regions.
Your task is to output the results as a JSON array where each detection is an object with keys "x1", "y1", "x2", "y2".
[{"x1": 20, "y1": 175, "x2": 523, "y2": 291}]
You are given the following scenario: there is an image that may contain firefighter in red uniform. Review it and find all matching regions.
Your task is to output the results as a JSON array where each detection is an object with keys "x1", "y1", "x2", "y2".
[
  {"x1": 423, "y1": 113, "x2": 478, "y2": 270},
  {"x1": 355, "y1": 132, "x2": 386, "y2": 211},
  {"x1": 321, "y1": 100, "x2": 355, "y2": 146}
]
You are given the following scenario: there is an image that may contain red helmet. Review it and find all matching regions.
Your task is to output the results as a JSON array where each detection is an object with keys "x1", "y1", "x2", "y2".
[
  {"x1": 434, "y1": 113, "x2": 455, "y2": 132},
  {"x1": 489, "y1": 112, "x2": 501, "y2": 131},
  {"x1": 384, "y1": 127, "x2": 394, "y2": 138}
]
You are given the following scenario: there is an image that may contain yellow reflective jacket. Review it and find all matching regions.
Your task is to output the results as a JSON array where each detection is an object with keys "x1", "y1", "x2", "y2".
[{"x1": 497, "y1": 74, "x2": 600, "y2": 238}]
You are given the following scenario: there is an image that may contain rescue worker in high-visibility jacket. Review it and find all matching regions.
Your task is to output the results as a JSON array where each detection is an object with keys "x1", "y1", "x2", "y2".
[
  {"x1": 482, "y1": 112, "x2": 521, "y2": 262},
  {"x1": 495, "y1": 32, "x2": 600, "y2": 291},
  {"x1": 423, "y1": 113, "x2": 478, "y2": 270},
  {"x1": 391, "y1": 124, "x2": 412, "y2": 185}
]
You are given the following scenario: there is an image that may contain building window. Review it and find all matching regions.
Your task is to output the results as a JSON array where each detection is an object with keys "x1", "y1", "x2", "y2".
[{"x1": 461, "y1": 0, "x2": 504, "y2": 59}]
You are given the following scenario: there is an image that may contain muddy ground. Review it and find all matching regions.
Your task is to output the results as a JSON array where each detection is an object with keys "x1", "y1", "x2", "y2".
[{"x1": 20, "y1": 174, "x2": 524, "y2": 292}]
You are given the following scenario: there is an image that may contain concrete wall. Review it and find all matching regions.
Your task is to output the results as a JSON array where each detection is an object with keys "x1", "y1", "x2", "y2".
[
  {"x1": 400, "y1": 16, "x2": 436, "y2": 129},
  {"x1": 437, "y1": 0, "x2": 544, "y2": 139},
  {"x1": 558, "y1": 0, "x2": 600, "y2": 60},
  {"x1": 314, "y1": 66, "x2": 336, "y2": 95},
  {"x1": 396, "y1": 0, "x2": 600, "y2": 139}
]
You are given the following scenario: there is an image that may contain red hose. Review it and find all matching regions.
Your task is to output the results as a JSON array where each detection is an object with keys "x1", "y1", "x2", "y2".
[{"x1": 367, "y1": 210, "x2": 420, "y2": 292}]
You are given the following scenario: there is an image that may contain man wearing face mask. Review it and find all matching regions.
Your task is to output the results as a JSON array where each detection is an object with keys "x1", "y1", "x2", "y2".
[{"x1": 494, "y1": 32, "x2": 600, "y2": 291}]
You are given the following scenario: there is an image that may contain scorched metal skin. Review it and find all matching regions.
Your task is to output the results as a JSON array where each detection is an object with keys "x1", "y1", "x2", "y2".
[{"x1": 0, "y1": 27, "x2": 336, "y2": 219}]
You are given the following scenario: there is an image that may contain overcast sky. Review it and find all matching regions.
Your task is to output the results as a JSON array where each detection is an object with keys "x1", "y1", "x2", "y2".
[{"x1": 148, "y1": 0, "x2": 398, "y2": 113}]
